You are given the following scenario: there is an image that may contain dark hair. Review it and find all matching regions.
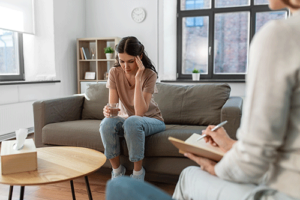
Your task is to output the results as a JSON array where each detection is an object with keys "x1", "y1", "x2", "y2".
[
  {"x1": 281, "y1": 0, "x2": 300, "y2": 8},
  {"x1": 114, "y1": 36, "x2": 158, "y2": 76}
]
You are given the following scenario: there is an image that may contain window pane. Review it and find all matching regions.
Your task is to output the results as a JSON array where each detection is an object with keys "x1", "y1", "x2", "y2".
[
  {"x1": 182, "y1": 16, "x2": 209, "y2": 74},
  {"x1": 254, "y1": 0, "x2": 269, "y2": 5},
  {"x1": 0, "y1": 29, "x2": 19, "y2": 75},
  {"x1": 215, "y1": 0, "x2": 250, "y2": 8},
  {"x1": 214, "y1": 12, "x2": 249, "y2": 74},
  {"x1": 256, "y1": 11, "x2": 287, "y2": 32},
  {"x1": 181, "y1": 0, "x2": 211, "y2": 10}
]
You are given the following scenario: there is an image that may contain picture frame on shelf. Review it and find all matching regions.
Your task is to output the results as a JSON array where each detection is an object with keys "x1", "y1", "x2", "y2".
[{"x1": 85, "y1": 72, "x2": 96, "y2": 80}]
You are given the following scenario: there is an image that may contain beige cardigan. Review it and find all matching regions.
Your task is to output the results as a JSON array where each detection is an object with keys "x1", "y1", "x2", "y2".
[{"x1": 215, "y1": 10, "x2": 300, "y2": 199}]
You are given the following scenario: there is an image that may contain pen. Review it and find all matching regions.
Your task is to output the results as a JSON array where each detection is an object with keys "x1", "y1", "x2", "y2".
[{"x1": 196, "y1": 120, "x2": 228, "y2": 141}]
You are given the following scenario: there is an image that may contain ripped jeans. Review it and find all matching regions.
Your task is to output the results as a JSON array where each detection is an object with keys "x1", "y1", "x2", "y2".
[{"x1": 99, "y1": 116, "x2": 165, "y2": 162}]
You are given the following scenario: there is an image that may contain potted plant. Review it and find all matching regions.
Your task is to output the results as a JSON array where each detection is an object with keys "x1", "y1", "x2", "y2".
[
  {"x1": 192, "y1": 69, "x2": 200, "y2": 81},
  {"x1": 104, "y1": 47, "x2": 114, "y2": 59}
]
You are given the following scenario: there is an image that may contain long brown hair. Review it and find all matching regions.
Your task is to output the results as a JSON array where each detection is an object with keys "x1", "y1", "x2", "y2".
[
  {"x1": 281, "y1": 0, "x2": 300, "y2": 9},
  {"x1": 114, "y1": 36, "x2": 158, "y2": 76}
]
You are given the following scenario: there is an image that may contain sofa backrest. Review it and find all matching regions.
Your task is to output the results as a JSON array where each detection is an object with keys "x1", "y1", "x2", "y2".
[
  {"x1": 153, "y1": 83, "x2": 231, "y2": 125},
  {"x1": 82, "y1": 83, "x2": 108, "y2": 120},
  {"x1": 81, "y1": 82, "x2": 231, "y2": 126}
]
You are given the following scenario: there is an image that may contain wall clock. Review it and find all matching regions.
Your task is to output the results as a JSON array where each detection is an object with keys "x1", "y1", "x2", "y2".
[{"x1": 131, "y1": 7, "x2": 146, "y2": 23}]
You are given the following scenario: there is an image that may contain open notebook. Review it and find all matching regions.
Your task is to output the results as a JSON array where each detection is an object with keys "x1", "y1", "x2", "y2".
[{"x1": 168, "y1": 133, "x2": 225, "y2": 161}]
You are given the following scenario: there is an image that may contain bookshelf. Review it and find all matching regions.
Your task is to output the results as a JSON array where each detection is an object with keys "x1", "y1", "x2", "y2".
[{"x1": 77, "y1": 37, "x2": 121, "y2": 93}]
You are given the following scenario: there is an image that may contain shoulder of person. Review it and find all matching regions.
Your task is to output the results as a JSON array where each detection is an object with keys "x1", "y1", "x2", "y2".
[
  {"x1": 250, "y1": 19, "x2": 300, "y2": 57},
  {"x1": 143, "y1": 68, "x2": 156, "y2": 78},
  {"x1": 253, "y1": 19, "x2": 297, "y2": 45},
  {"x1": 255, "y1": 20, "x2": 286, "y2": 39},
  {"x1": 109, "y1": 66, "x2": 122, "y2": 74}
]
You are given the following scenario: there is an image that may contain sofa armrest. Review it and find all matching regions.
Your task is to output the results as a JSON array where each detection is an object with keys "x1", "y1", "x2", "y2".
[
  {"x1": 33, "y1": 95, "x2": 85, "y2": 147},
  {"x1": 221, "y1": 96, "x2": 243, "y2": 140}
]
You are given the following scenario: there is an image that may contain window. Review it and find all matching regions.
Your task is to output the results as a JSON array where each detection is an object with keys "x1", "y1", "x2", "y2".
[
  {"x1": 177, "y1": 0, "x2": 288, "y2": 80},
  {"x1": 0, "y1": 29, "x2": 24, "y2": 81}
]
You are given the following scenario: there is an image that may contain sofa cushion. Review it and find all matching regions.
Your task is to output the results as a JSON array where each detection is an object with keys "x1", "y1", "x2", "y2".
[
  {"x1": 121, "y1": 124, "x2": 207, "y2": 158},
  {"x1": 154, "y1": 83, "x2": 231, "y2": 125},
  {"x1": 42, "y1": 120, "x2": 104, "y2": 151},
  {"x1": 81, "y1": 83, "x2": 109, "y2": 120},
  {"x1": 42, "y1": 121, "x2": 206, "y2": 158}
]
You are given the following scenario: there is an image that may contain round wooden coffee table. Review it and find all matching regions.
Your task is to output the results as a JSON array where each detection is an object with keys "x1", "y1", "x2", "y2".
[{"x1": 0, "y1": 146, "x2": 106, "y2": 200}]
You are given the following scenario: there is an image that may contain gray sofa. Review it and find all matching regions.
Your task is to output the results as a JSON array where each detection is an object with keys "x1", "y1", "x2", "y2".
[{"x1": 33, "y1": 82, "x2": 243, "y2": 182}]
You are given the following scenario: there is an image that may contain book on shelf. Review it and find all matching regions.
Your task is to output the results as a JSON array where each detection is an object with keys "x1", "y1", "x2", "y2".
[
  {"x1": 168, "y1": 133, "x2": 225, "y2": 161},
  {"x1": 81, "y1": 47, "x2": 87, "y2": 60},
  {"x1": 80, "y1": 48, "x2": 84, "y2": 60},
  {"x1": 83, "y1": 47, "x2": 91, "y2": 59}
]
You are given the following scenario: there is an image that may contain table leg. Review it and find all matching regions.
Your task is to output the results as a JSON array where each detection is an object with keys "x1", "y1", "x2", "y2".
[
  {"x1": 70, "y1": 180, "x2": 76, "y2": 200},
  {"x1": 19, "y1": 186, "x2": 25, "y2": 200},
  {"x1": 8, "y1": 185, "x2": 13, "y2": 200},
  {"x1": 85, "y1": 176, "x2": 93, "y2": 200}
]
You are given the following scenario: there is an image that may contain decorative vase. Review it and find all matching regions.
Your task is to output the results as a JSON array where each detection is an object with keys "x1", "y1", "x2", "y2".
[
  {"x1": 192, "y1": 73, "x2": 200, "y2": 81},
  {"x1": 106, "y1": 53, "x2": 113, "y2": 59}
]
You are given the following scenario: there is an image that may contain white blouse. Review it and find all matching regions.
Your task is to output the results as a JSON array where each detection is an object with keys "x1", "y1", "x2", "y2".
[{"x1": 215, "y1": 10, "x2": 300, "y2": 199}]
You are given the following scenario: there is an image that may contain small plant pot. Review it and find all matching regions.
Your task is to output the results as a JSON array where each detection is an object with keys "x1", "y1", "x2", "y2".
[
  {"x1": 192, "y1": 73, "x2": 200, "y2": 81},
  {"x1": 106, "y1": 53, "x2": 113, "y2": 59}
]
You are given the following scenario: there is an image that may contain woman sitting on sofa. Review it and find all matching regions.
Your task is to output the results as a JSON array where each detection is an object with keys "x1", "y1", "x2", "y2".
[
  {"x1": 105, "y1": 0, "x2": 300, "y2": 199},
  {"x1": 99, "y1": 36, "x2": 165, "y2": 181}
]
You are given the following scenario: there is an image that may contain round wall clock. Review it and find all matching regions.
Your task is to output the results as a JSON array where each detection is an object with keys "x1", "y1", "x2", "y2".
[{"x1": 131, "y1": 7, "x2": 146, "y2": 23}]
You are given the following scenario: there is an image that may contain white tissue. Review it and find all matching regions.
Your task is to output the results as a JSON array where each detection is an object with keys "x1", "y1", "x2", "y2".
[{"x1": 13, "y1": 128, "x2": 28, "y2": 150}]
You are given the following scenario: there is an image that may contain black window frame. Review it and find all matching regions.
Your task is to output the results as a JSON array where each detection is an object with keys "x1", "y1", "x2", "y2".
[
  {"x1": 177, "y1": 0, "x2": 289, "y2": 80},
  {"x1": 0, "y1": 31, "x2": 25, "y2": 81}
]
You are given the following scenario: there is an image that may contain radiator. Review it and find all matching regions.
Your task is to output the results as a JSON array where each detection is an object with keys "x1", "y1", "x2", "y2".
[{"x1": 0, "y1": 101, "x2": 35, "y2": 140}]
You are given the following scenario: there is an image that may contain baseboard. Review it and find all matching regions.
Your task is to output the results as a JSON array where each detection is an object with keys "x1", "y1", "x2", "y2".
[{"x1": 0, "y1": 127, "x2": 34, "y2": 142}]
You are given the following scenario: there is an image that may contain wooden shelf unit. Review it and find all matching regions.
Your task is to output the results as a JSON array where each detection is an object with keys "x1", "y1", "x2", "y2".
[{"x1": 77, "y1": 37, "x2": 121, "y2": 93}]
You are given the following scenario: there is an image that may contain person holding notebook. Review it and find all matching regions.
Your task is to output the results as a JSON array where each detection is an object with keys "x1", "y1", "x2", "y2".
[{"x1": 105, "y1": 0, "x2": 300, "y2": 199}]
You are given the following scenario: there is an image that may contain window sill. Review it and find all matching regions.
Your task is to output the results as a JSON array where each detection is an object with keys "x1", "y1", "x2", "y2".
[
  {"x1": 0, "y1": 80, "x2": 61, "y2": 86},
  {"x1": 161, "y1": 79, "x2": 245, "y2": 83}
]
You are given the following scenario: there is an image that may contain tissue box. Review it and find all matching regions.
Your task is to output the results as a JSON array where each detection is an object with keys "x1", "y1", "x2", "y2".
[{"x1": 1, "y1": 139, "x2": 37, "y2": 175}]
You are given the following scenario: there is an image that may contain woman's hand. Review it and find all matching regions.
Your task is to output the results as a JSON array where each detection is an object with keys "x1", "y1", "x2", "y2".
[
  {"x1": 103, "y1": 105, "x2": 120, "y2": 118},
  {"x1": 184, "y1": 153, "x2": 217, "y2": 176},
  {"x1": 103, "y1": 105, "x2": 111, "y2": 118},
  {"x1": 135, "y1": 56, "x2": 145, "y2": 82},
  {"x1": 203, "y1": 126, "x2": 236, "y2": 153}
]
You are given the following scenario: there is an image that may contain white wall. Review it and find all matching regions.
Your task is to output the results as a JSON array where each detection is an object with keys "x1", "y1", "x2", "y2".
[
  {"x1": 85, "y1": 0, "x2": 159, "y2": 68},
  {"x1": 23, "y1": 0, "x2": 56, "y2": 82},
  {"x1": 0, "y1": 0, "x2": 86, "y2": 136},
  {"x1": 161, "y1": 0, "x2": 176, "y2": 80},
  {"x1": 53, "y1": 0, "x2": 86, "y2": 95}
]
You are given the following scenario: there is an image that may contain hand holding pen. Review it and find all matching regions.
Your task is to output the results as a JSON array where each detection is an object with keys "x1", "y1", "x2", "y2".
[
  {"x1": 197, "y1": 121, "x2": 228, "y2": 141},
  {"x1": 198, "y1": 121, "x2": 236, "y2": 153}
]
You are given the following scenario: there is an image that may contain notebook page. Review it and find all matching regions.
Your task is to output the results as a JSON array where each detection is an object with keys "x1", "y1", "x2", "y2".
[{"x1": 185, "y1": 133, "x2": 224, "y2": 156}]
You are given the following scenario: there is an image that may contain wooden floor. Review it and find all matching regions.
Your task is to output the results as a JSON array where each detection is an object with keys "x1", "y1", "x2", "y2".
[
  {"x1": 0, "y1": 135, "x2": 176, "y2": 200},
  {"x1": 0, "y1": 169, "x2": 176, "y2": 200}
]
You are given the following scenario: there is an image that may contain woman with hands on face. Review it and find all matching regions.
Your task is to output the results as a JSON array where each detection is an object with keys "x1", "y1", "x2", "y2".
[
  {"x1": 100, "y1": 36, "x2": 165, "y2": 181},
  {"x1": 103, "y1": 55, "x2": 145, "y2": 118}
]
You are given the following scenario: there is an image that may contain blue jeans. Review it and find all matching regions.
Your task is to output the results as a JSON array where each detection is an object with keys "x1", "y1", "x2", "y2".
[
  {"x1": 106, "y1": 176, "x2": 174, "y2": 200},
  {"x1": 99, "y1": 116, "x2": 165, "y2": 162}
]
